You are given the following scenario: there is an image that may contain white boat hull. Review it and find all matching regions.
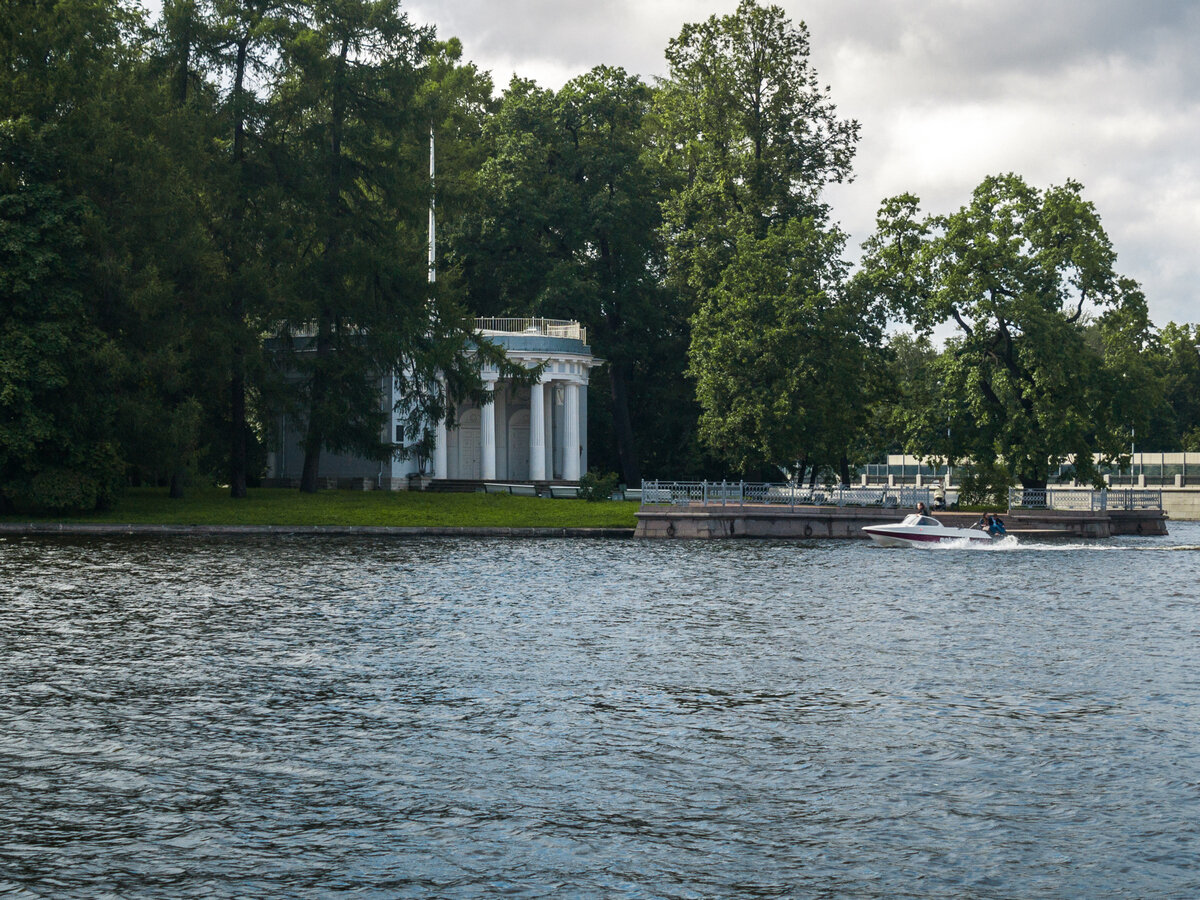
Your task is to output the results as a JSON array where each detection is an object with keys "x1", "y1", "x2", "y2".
[{"x1": 862, "y1": 514, "x2": 995, "y2": 548}]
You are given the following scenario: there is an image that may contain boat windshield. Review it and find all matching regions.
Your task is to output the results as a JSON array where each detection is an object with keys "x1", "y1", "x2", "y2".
[{"x1": 902, "y1": 514, "x2": 941, "y2": 527}]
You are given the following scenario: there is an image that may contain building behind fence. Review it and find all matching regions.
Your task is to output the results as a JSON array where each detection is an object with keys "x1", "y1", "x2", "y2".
[{"x1": 861, "y1": 453, "x2": 1200, "y2": 488}]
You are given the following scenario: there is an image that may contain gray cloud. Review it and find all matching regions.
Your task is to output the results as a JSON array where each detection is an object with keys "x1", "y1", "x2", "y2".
[
  {"x1": 404, "y1": 0, "x2": 1199, "y2": 326},
  {"x1": 798, "y1": 1, "x2": 1200, "y2": 326}
]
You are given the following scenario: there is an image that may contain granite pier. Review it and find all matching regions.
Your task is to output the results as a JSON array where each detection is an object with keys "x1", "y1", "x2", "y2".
[{"x1": 634, "y1": 482, "x2": 1168, "y2": 539}]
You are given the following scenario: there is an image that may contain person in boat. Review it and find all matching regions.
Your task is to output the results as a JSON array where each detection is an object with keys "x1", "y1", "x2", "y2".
[
  {"x1": 916, "y1": 501, "x2": 930, "y2": 517},
  {"x1": 977, "y1": 512, "x2": 1007, "y2": 535}
]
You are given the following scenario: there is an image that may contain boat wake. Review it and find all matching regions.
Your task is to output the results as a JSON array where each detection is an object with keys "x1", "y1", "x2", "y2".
[
  {"x1": 928, "y1": 535, "x2": 1021, "y2": 551},
  {"x1": 928, "y1": 538, "x2": 1200, "y2": 552}
]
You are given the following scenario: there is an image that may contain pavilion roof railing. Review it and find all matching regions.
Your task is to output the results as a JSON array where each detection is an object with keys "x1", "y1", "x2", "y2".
[
  {"x1": 269, "y1": 322, "x2": 364, "y2": 340},
  {"x1": 475, "y1": 317, "x2": 586, "y2": 344},
  {"x1": 272, "y1": 317, "x2": 587, "y2": 344}
]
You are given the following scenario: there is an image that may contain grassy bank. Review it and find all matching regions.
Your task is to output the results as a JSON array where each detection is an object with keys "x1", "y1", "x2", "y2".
[{"x1": 2, "y1": 487, "x2": 640, "y2": 529}]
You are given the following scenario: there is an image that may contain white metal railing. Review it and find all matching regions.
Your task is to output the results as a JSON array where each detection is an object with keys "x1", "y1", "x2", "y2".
[
  {"x1": 1009, "y1": 488, "x2": 1105, "y2": 511},
  {"x1": 275, "y1": 321, "x2": 365, "y2": 339},
  {"x1": 640, "y1": 480, "x2": 933, "y2": 509},
  {"x1": 1007, "y1": 488, "x2": 1163, "y2": 511},
  {"x1": 1109, "y1": 489, "x2": 1164, "y2": 511},
  {"x1": 282, "y1": 317, "x2": 588, "y2": 344},
  {"x1": 475, "y1": 317, "x2": 587, "y2": 344}
]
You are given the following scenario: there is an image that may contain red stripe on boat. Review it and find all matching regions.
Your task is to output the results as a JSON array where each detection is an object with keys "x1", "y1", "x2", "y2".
[{"x1": 866, "y1": 530, "x2": 948, "y2": 542}]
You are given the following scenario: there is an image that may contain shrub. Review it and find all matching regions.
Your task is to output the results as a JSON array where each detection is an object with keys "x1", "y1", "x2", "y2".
[
  {"x1": 11, "y1": 467, "x2": 107, "y2": 514},
  {"x1": 577, "y1": 469, "x2": 619, "y2": 502},
  {"x1": 3, "y1": 444, "x2": 123, "y2": 514},
  {"x1": 957, "y1": 461, "x2": 1011, "y2": 509}
]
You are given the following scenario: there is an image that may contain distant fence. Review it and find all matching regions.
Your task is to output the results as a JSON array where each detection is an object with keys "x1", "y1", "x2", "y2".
[
  {"x1": 865, "y1": 453, "x2": 1200, "y2": 488},
  {"x1": 641, "y1": 481, "x2": 933, "y2": 509},
  {"x1": 1008, "y1": 488, "x2": 1163, "y2": 511},
  {"x1": 639, "y1": 482, "x2": 1164, "y2": 512}
]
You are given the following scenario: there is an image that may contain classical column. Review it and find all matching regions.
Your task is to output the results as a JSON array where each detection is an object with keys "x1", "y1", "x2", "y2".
[
  {"x1": 564, "y1": 381, "x2": 581, "y2": 482},
  {"x1": 494, "y1": 382, "x2": 507, "y2": 478},
  {"x1": 481, "y1": 377, "x2": 497, "y2": 481},
  {"x1": 529, "y1": 378, "x2": 546, "y2": 481},
  {"x1": 433, "y1": 380, "x2": 448, "y2": 479},
  {"x1": 579, "y1": 372, "x2": 588, "y2": 474}
]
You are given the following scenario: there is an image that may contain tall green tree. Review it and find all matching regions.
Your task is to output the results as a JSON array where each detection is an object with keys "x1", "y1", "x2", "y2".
[
  {"x1": 85, "y1": 0, "x2": 235, "y2": 499},
  {"x1": 688, "y1": 219, "x2": 882, "y2": 477},
  {"x1": 656, "y1": 0, "x2": 859, "y2": 305},
  {"x1": 204, "y1": 0, "x2": 295, "y2": 497},
  {"x1": 1145, "y1": 322, "x2": 1200, "y2": 450},
  {"x1": 868, "y1": 333, "x2": 945, "y2": 463},
  {"x1": 658, "y1": 0, "x2": 866, "y2": 477},
  {"x1": 0, "y1": 0, "x2": 146, "y2": 512},
  {"x1": 553, "y1": 68, "x2": 689, "y2": 486},
  {"x1": 0, "y1": 139, "x2": 124, "y2": 512},
  {"x1": 858, "y1": 173, "x2": 1147, "y2": 489}
]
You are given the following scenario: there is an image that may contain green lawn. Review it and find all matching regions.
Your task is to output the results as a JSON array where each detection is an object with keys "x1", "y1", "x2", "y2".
[{"x1": 1, "y1": 487, "x2": 640, "y2": 529}]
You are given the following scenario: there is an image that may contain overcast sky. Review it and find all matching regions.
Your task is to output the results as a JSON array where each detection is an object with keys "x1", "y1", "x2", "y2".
[{"x1": 404, "y1": 0, "x2": 1200, "y2": 328}]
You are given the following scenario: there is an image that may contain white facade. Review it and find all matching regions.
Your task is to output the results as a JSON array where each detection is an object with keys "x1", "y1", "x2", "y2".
[
  {"x1": 267, "y1": 318, "x2": 597, "y2": 487},
  {"x1": 430, "y1": 319, "x2": 595, "y2": 482}
]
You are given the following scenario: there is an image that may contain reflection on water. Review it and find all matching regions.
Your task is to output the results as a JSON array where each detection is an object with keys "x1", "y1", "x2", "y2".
[{"x1": 2, "y1": 525, "x2": 1200, "y2": 898}]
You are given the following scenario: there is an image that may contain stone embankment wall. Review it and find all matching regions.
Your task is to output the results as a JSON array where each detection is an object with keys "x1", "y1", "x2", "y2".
[
  {"x1": 1160, "y1": 488, "x2": 1200, "y2": 521},
  {"x1": 634, "y1": 506, "x2": 1168, "y2": 539}
]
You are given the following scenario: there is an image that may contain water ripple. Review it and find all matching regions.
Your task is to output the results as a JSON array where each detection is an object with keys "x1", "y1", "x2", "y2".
[{"x1": 2, "y1": 527, "x2": 1200, "y2": 897}]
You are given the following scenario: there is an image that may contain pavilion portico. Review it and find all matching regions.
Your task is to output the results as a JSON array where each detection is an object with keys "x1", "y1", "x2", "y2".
[
  {"x1": 265, "y1": 318, "x2": 596, "y2": 488},
  {"x1": 435, "y1": 319, "x2": 595, "y2": 482}
]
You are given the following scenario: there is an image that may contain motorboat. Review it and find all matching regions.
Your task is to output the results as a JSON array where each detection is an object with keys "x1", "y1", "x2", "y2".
[{"x1": 862, "y1": 514, "x2": 994, "y2": 548}]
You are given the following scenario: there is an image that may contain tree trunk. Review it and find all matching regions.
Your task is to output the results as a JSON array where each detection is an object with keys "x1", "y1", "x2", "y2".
[
  {"x1": 299, "y1": 317, "x2": 333, "y2": 494},
  {"x1": 169, "y1": 471, "x2": 185, "y2": 499},
  {"x1": 172, "y1": 11, "x2": 192, "y2": 106},
  {"x1": 608, "y1": 362, "x2": 641, "y2": 486},
  {"x1": 299, "y1": 369, "x2": 327, "y2": 494},
  {"x1": 229, "y1": 327, "x2": 247, "y2": 498},
  {"x1": 299, "y1": 428, "x2": 323, "y2": 493},
  {"x1": 227, "y1": 35, "x2": 250, "y2": 499},
  {"x1": 296, "y1": 39, "x2": 348, "y2": 499}
]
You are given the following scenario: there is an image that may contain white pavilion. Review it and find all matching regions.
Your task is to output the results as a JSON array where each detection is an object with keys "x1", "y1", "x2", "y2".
[{"x1": 265, "y1": 317, "x2": 598, "y2": 488}]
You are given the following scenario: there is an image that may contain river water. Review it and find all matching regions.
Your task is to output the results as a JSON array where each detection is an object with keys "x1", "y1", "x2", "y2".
[{"x1": 2, "y1": 525, "x2": 1200, "y2": 898}]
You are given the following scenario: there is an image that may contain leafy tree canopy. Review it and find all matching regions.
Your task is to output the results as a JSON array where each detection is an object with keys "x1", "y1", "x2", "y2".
[
  {"x1": 659, "y1": 0, "x2": 869, "y2": 479},
  {"x1": 690, "y1": 218, "x2": 868, "y2": 473},
  {"x1": 859, "y1": 173, "x2": 1148, "y2": 488},
  {"x1": 656, "y1": 0, "x2": 859, "y2": 303}
]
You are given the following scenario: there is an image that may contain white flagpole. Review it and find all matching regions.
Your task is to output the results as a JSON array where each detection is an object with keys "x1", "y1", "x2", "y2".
[{"x1": 428, "y1": 128, "x2": 436, "y2": 284}]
